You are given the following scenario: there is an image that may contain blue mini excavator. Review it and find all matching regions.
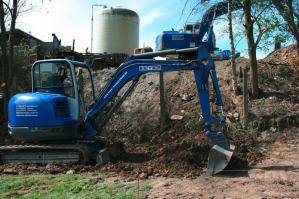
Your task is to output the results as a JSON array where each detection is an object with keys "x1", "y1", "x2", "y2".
[{"x1": 0, "y1": 1, "x2": 240, "y2": 175}]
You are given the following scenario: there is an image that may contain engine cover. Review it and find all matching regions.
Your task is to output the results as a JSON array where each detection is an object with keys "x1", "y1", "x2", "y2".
[
  {"x1": 155, "y1": 31, "x2": 197, "y2": 51},
  {"x1": 8, "y1": 92, "x2": 81, "y2": 142}
]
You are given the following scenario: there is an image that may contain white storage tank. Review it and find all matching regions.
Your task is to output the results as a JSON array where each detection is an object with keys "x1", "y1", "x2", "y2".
[{"x1": 92, "y1": 6, "x2": 139, "y2": 54}]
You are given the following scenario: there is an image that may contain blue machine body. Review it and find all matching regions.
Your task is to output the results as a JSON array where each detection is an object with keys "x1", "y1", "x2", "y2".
[
  {"x1": 9, "y1": 92, "x2": 74, "y2": 127},
  {"x1": 155, "y1": 31, "x2": 199, "y2": 51},
  {"x1": 7, "y1": 59, "x2": 92, "y2": 142},
  {"x1": 155, "y1": 1, "x2": 242, "y2": 53},
  {"x1": 8, "y1": 91, "x2": 80, "y2": 142}
]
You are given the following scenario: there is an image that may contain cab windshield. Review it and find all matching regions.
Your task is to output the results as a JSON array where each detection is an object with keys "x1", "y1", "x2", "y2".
[{"x1": 33, "y1": 62, "x2": 75, "y2": 97}]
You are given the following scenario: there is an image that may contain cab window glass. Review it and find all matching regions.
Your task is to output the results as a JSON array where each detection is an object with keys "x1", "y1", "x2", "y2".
[
  {"x1": 34, "y1": 62, "x2": 75, "y2": 97},
  {"x1": 194, "y1": 24, "x2": 200, "y2": 33},
  {"x1": 185, "y1": 24, "x2": 193, "y2": 32}
]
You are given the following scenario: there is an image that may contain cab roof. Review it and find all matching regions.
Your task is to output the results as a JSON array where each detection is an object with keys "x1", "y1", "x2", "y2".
[{"x1": 34, "y1": 59, "x2": 90, "y2": 69}]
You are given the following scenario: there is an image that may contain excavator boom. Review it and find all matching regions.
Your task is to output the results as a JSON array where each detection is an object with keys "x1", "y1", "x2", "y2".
[{"x1": 83, "y1": 46, "x2": 234, "y2": 175}]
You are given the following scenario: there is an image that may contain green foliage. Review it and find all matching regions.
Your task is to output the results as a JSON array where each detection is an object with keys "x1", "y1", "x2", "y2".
[
  {"x1": 256, "y1": 97, "x2": 266, "y2": 108},
  {"x1": 251, "y1": 1, "x2": 293, "y2": 51},
  {"x1": 0, "y1": 176, "x2": 42, "y2": 191},
  {"x1": 186, "y1": 116, "x2": 204, "y2": 132},
  {"x1": 227, "y1": 119, "x2": 259, "y2": 138},
  {"x1": 201, "y1": 0, "x2": 295, "y2": 53},
  {"x1": 226, "y1": 119, "x2": 261, "y2": 153},
  {"x1": 0, "y1": 174, "x2": 152, "y2": 199},
  {"x1": 140, "y1": 183, "x2": 153, "y2": 192},
  {"x1": 13, "y1": 45, "x2": 38, "y2": 91}
]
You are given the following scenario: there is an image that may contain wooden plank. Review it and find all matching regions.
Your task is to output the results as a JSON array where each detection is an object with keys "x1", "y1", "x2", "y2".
[{"x1": 159, "y1": 72, "x2": 169, "y2": 129}]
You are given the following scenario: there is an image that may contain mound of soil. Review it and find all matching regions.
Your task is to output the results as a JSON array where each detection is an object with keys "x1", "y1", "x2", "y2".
[{"x1": 96, "y1": 45, "x2": 298, "y2": 177}]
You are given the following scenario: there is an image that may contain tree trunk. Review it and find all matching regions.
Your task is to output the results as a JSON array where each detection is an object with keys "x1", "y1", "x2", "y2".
[
  {"x1": 228, "y1": 0, "x2": 238, "y2": 93},
  {"x1": 0, "y1": 0, "x2": 8, "y2": 81},
  {"x1": 271, "y1": 0, "x2": 299, "y2": 54},
  {"x1": 274, "y1": 36, "x2": 282, "y2": 50},
  {"x1": 8, "y1": 0, "x2": 18, "y2": 94},
  {"x1": 283, "y1": 0, "x2": 299, "y2": 54},
  {"x1": 0, "y1": 0, "x2": 18, "y2": 121},
  {"x1": 244, "y1": 0, "x2": 259, "y2": 98},
  {"x1": 0, "y1": 1, "x2": 9, "y2": 121}
]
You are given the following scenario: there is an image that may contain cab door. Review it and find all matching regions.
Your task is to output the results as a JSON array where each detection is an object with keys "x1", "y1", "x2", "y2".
[{"x1": 74, "y1": 66, "x2": 95, "y2": 120}]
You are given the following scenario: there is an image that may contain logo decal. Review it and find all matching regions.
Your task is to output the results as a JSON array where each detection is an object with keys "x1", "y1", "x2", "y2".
[
  {"x1": 139, "y1": 65, "x2": 161, "y2": 71},
  {"x1": 16, "y1": 105, "x2": 39, "y2": 117},
  {"x1": 172, "y1": 35, "x2": 184, "y2": 40}
]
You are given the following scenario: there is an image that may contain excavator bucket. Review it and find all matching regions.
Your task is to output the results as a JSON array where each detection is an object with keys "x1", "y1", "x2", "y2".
[{"x1": 207, "y1": 144, "x2": 235, "y2": 175}]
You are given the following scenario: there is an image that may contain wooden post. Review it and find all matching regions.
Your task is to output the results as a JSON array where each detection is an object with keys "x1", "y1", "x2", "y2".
[
  {"x1": 0, "y1": 89, "x2": 7, "y2": 124},
  {"x1": 228, "y1": 0, "x2": 238, "y2": 94},
  {"x1": 274, "y1": 36, "x2": 281, "y2": 51},
  {"x1": 72, "y1": 39, "x2": 75, "y2": 51},
  {"x1": 0, "y1": 92, "x2": 3, "y2": 123},
  {"x1": 159, "y1": 72, "x2": 169, "y2": 129},
  {"x1": 243, "y1": 68, "x2": 249, "y2": 122}
]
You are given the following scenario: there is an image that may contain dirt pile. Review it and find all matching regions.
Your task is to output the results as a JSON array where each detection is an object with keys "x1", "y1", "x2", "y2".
[
  {"x1": 216, "y1": 45, "x2": 298, "y2": 167},
  {"x1": 91, "y1": 67, "x2": 217, "y2": 177},
  {"x1": 94, "y1": 45, "x2": 298, "y2": 177},
  {"x1": 254, "y1": 45, "x2": 299, "y2": 129}
]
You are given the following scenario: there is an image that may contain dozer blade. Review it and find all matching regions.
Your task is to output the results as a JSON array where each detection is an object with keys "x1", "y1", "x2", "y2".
[{"x1": 207, "y1": 144, "x2": 235, "y2": 175}]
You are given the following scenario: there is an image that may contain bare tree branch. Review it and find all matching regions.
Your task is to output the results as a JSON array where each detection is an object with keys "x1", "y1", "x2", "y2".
[
  {"x1": 184, "y1": 1, "x2": 201, "y2": 24},
  {"x1": 271, "y1": 0, "x2": 299, "y2": 54},
  {"x1": 2, "y1": 0, "x2": 12, "y2": 16},
  {"x1": 255, "y1": 28, "x2": 267, "y2": 48},
  {"x1": 180, "y1": 0, "x2": 191, "y2": 21}
]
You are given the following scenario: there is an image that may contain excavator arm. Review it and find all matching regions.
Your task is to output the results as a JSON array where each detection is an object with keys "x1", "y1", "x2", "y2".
[
  {"x1": 197, "y1": 1, "x2": 242, "y2": 42},
  {"x1": 87, "y1": 1, "x2": 241, "y2": 173},
  {"x1": 84, "y1": 46, "x2": 233, "y2": 175}
]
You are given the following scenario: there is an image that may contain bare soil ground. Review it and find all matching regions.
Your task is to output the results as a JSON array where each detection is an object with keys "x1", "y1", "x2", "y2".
[
  {"x1": 1, "y1": 127, "x2": 297, "y2": 198},
  {"x1": 145, "y1": 127, "x2": 299, "y2": 198}
]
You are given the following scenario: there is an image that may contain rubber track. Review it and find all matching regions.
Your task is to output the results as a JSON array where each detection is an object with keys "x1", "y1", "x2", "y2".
[{"x1": 0, "y1": 144, "x2": 91, "y2": 164}]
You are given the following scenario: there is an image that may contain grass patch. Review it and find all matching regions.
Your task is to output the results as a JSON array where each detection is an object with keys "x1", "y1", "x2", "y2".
[{"x1": 0, "y1": 174, "x2": 152, "y2": 199}]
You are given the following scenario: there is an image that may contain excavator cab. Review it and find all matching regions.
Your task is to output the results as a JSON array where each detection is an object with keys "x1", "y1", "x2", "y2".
[
  {"x1": 32, "y1": 60, "x2": 96, "y2": 121},
  {"x1": 8, "y1": 60, "x2": 95, "y2": 142}
]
